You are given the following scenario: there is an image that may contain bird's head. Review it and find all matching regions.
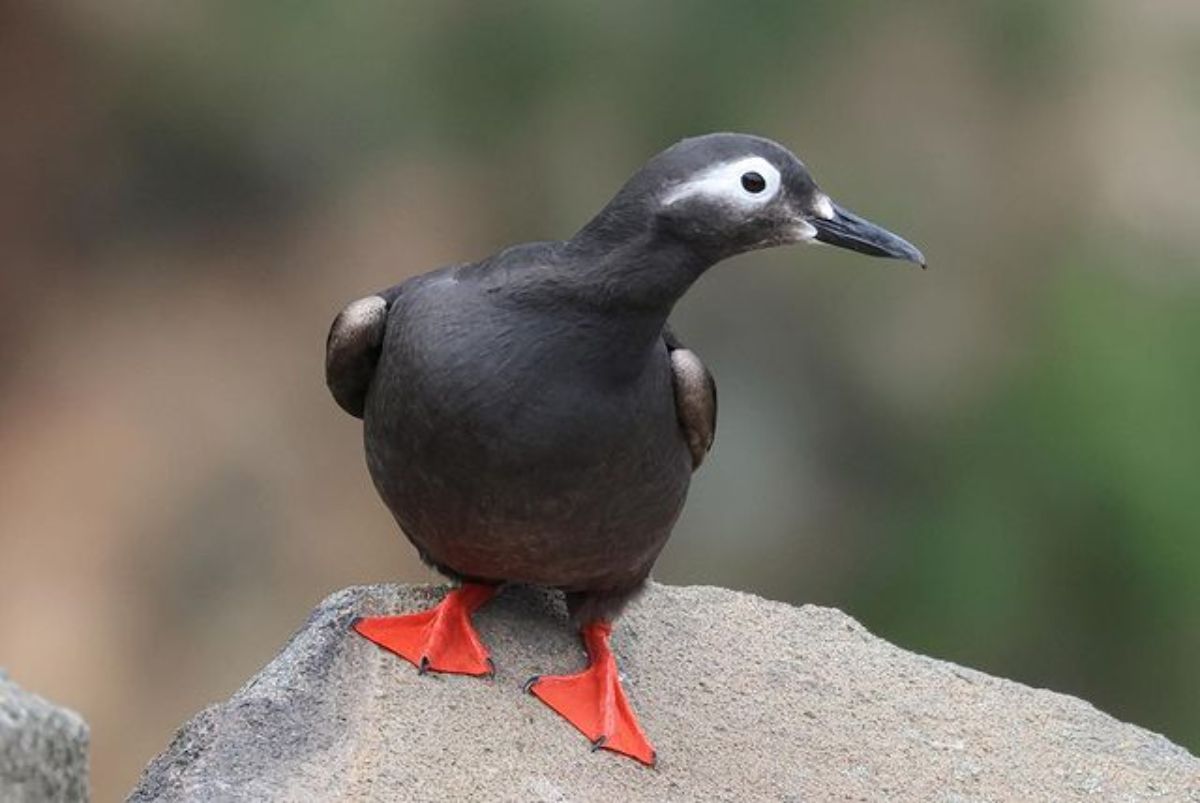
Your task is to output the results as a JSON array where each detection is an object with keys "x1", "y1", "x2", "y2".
[{"x1": 632, "y1": 133, "x2": 925, "y2": 267}]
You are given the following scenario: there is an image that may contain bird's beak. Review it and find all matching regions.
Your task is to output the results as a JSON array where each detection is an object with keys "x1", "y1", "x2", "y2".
[{"x1": 807, "y1": 201, "x2": 926, "y2": 268}]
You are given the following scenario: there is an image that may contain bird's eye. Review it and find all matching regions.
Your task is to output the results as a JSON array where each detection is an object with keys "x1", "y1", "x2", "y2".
[{"x1": 741, "y1": 171, "x2": 766, "y2": 194}]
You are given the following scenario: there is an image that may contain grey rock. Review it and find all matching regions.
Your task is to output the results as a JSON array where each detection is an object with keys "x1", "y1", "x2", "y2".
[
  {"x1": 1, "y1": 670, "x2": 90, "y2": 803},
  {"x1": 129, "y1": 584, "x2": 1199, "y2": 802}
]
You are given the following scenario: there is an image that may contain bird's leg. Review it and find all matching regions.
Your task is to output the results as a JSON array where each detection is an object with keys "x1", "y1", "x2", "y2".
[
  {"x1": 525, "y1": 620, "x2": 655, "y2": 766},
  {"x1": 353, "y1": 583, "x2": 498, "y2": 676}
]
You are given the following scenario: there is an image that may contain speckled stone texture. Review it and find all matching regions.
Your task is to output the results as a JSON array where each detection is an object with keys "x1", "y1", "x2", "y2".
[
  {"x1": 1, "y1": 670, "x2": 90, "y2": 803},
  {"x1": 129, "y1": 583, "x2": 1198, "y2": 802}
]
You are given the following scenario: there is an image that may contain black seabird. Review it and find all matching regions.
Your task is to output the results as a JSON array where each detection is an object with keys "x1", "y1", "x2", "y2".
[{"x1": 327, "y1": 132, "x2": 924, "y2": 765}]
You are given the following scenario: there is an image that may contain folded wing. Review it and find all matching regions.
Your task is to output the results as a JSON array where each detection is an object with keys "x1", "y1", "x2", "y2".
[
  {"x1": 663, "y1": 327, "x2": 717, "y2": 470},
  {"x1": 325, "y1": 294, "x2": 391, "y2": 418}
]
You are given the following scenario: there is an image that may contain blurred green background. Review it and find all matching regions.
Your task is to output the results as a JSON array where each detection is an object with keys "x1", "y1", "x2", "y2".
[{"x1": 2, "y1": 1, "x2": 1197, "y2": 798}]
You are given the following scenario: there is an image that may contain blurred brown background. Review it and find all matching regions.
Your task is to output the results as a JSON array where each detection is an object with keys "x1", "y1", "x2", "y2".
[{"x1": 2, "y1": 1, "x2": 1198, "y2": 798}]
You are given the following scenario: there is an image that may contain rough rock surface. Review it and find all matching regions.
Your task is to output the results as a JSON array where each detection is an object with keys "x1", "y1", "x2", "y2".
[
  {"x1": 1, "y1": 670, "x2": 90, "y2": 803},
  {"x1": 130, "y1": 583, "x2": 1198, "y2": 802}
]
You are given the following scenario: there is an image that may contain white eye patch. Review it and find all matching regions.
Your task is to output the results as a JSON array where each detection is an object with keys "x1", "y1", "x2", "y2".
[{"x1": 661, "y1": 156, "x2": 782, "y2": 210}]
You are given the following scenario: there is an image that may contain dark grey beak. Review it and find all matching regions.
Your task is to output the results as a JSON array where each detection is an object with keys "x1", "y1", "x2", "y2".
[{"x1": 811, "y1": 202, "x2": 926, "y2": 268}]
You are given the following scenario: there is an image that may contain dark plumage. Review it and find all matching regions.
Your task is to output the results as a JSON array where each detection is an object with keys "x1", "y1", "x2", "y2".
[
  {"x1": 328, "y1": 132, "x2": 923, "y2": 763},
  {"x1": 327, "y1": 132, "x2": 922, "y2": 620}
]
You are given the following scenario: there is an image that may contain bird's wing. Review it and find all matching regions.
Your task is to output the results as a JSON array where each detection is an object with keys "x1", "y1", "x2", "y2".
[
  {"x1": 663, "y1": 326, "x2": 718, "y2": 470},
  {"x1": 325, "y1": 286, "x2": 402, "y2": 418}
]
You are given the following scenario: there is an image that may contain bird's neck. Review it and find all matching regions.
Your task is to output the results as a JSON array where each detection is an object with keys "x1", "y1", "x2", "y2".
[
  {"x1": 563, "y1": 220, "x2": 714, "y2": 314},
  {"x1": 484, "y1": 208, "x2": 716, "y2": 373},
  {"x1": 492, "y1": 217, "x2": 705, "y2": 374},
  {"x1": 540, "y1": 227, "x2": 711, "y2": 367}
]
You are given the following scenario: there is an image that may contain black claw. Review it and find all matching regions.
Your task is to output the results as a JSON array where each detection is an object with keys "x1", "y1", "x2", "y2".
[
  {"x1": 590, "y1": 736, "x2": 608, "y2": 753},
  {"x1": 523, "y1": 675, "x2": 541, "y2": 694},
  {"x1": 649, "y1": 750, "x2": 658, "y2": 768},
  {"x1": 349, "y1": 616, "x2": 362, "y2": 629},
  {"x1": 485, "y1": 657, "x2": 496, "y2": 678},
  {"x1": 418, "y1": 656, "x2": 431, "y2": 675}
]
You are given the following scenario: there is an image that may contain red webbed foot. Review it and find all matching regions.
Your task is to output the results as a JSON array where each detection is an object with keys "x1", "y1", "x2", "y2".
[
  {"x1": 526, "y1": 621, "x2": 656, "y2": 766},
  {"x1": 354, "y1": 583, "x2": 498, "y2": 676}
]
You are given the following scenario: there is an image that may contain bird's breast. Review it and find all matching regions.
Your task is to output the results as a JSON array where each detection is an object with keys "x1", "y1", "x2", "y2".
[{"x1": 362, "y1": 300, "x2": 692, "y2": 586}]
